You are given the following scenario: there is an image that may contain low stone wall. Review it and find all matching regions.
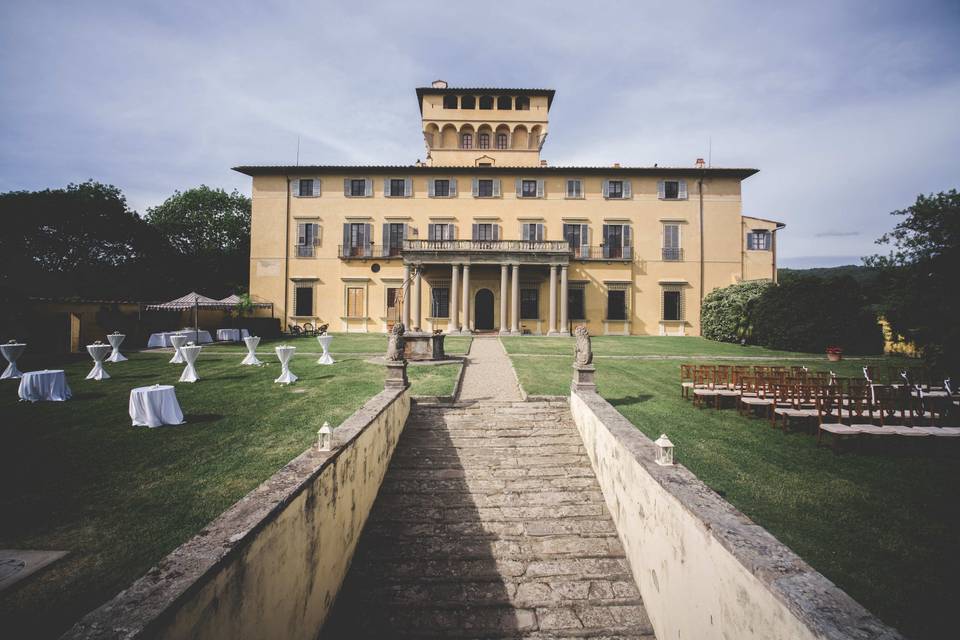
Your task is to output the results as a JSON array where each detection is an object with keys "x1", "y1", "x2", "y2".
[
  {"x1": 64, "y1": 387, "x2": 410, "y2": 640},
  {"x1": 569, "y1": 388, "x2": 904, "y2": 640}
]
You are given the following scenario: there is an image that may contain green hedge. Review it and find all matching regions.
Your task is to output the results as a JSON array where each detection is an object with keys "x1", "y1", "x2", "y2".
[{"x1": 700, "y1": 280, "x2": 772, "y2": 343}]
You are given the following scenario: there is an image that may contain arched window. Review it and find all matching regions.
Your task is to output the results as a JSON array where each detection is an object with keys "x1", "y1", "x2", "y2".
[
  {"x1": 478, "y1": 133, "x2": 490, "y2": 149},
  {"x1": 497, "y1": 96, "x2": 512, "y2": 110},
  {"x1": 515, "y1": 96, "x2": 530, "y2": 110},
  {"x1": 496, "y1": 133, "x2": 508, "y2": 149},
  {"x1": 460, "y1": 133, "x2": 473, "y2": 149},
  {"x1": 443, "y1": 95, "x2": 458, "y2": 109},
  {"x1": 460, "y1": 95, "x2": 475, "y2": 109},
  {"x1": 479, "y1": 95, "x2": 494, "y2": 110}
]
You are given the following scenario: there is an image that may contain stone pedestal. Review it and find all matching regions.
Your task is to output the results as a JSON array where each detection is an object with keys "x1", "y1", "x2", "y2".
[
  {"x1": 402, "y1": 332, "x2": 446, "y2": 361},
  {"x1": 572, "y1": 364, "x2": 597, "y2": 392},
  {"x1": 385, "y1": 361, "x2": 409, "y2": 389}
]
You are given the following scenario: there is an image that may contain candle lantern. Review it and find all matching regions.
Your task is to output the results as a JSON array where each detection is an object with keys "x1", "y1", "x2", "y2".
[
  {"x1": 654, "y1": 434, "x2": 674, "y2": 466},
  {"x1": 318, "y1": 422, "x2": 333, "y2": 452}
]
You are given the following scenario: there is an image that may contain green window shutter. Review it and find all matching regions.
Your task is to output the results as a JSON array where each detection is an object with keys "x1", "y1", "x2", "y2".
[
  {"x1": 536, "y1": 179, "x2": 544, "y2": 198},
  {"x1": 364, "y1": 178, "x2": 373, "y2": 197},
  {"x1": 472, "y1": 178, "x2": 479, "y2": 197},
  {"x1": 383, "y1": 178, "x2": 390, "y2": 196},
  {"x1": 291, "y1": 179, "x2": 300, "y2": 197},
  {"x1": 623, "y1": 180, "x2": 632, "y2": 199},
  {"x1": 602, "y1": 180, "x2": 609, "y2": 198},
  {"x1": 657, "y1": 180, "x2": 665, "y2": 199},
  {"x1": 515, "y1": 178, "x2": 522, "y2": 197},
  {"x1": 312, "y1": 179, "x2": 321, "y2": 197},
  {"x1": 493, "y1": 179, "x2": 501, "y2": 197},
  {"x1": 679, "y1": 180, "x2": 688, "y2": 200},
  {"x1": 428, "y1": 179, "x2": 435, "y2": 197},
  {"x1": 343, "y1": 178, "x2": 350, "y2": 196},
  {"x1": 450, "y1": 178, "x2": 457, "y2": 196},
  {"x1": 405, "y1": 177, "x2": 412, "y2": 197}
]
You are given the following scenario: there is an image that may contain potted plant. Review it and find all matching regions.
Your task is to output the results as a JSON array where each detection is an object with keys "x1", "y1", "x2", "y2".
[{"x1": 826, "y1": 345, "x2": 843, "y2": 362}]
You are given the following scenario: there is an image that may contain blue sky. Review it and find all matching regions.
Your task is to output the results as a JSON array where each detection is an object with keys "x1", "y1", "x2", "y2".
[{"x1": 2, "y1": 0, "x2": 958, "y2": 267}]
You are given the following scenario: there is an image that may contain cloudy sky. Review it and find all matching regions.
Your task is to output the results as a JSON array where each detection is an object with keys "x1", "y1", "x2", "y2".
[{"x1": 2, "y1": 0, "x2": 958, "y2": 267}]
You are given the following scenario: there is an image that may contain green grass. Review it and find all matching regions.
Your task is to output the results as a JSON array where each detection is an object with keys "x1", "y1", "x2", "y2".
[
  {"x1": 0, "y1": 336, "x2": 448, "y2": 638},
  {"x1": 202, "y1": 332, "x2": 473, "y2": 356},
  {"x1": 507, "y1": 341, "x2": 956, "y2": 640}
]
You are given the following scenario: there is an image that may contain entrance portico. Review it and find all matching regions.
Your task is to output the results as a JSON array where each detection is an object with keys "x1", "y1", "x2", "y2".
[{"x1": 401, "y1": 239, "x2": 571, "y2": 335}]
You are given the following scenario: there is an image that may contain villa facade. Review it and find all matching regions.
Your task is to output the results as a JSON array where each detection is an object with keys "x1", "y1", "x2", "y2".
[{"x1": 236, "y1": 81, "x2": 783, "y2": 335}]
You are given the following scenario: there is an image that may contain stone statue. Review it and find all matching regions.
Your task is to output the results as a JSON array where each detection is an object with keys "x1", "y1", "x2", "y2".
[
  {"x1": 574, "y1": 325, "x2": 593, "y2": 366},
  {"x1": 386, "y1": 323, "x2": 406, "y2": 361}
]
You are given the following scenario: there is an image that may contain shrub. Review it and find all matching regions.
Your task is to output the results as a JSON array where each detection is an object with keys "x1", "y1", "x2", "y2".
[
  {"x1": 700, "y1": 280, "x2": 772, "y2": 343},
  {"x1": 748, "y1": 276, "x2": 884, "y2": 355}
]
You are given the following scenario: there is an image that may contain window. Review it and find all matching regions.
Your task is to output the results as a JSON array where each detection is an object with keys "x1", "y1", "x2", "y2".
[
  {"x1": 497, "y1": 96, "x2": 512, "y2": 110},
  {"x1": 429, "y1": 223, "x2": 454, "y2": 240},
  {"x1": 460, "y1": 95, "x2": 475, "y2": 109},
  {"x1": 521, "y1": 180, "x2": 537, "y2": 198},
  {"x1": 433, "y1": 179, "x2": 450, "y2": 197},
  {"x1": 659, "y1": 180, "x2": 687, "y2": 200},
  {"x1": 385, "y1": 223, "x2": 405, "y2": 256},
  {"x1": 431, "y1": 287, "x2": 450, "y2": 317},
  {"x1": 607, "y1": 180, "x2": 624, "y2": 199},
  {"x1": 568, "y1": 287, "x2": 585, "y2": 320},
  {"x1": 350, "y1": 179, "x2": 366, "y2": 197},
  {"x1": 346, "y1": 287, "x2": 364, "y2": 317},
  {"x1": 389, "y1": 179, "x2": 406, "y2": 197},
  {"x1": 566, "y1": 179, "x2": 582, "y2": 198},
  {"x1": 496, "y1": 133, "x2": 508, "y2": 149},
  {"x1": 298, "y1": 179, "x2": 315, "y2": 197},
  {"x1": 460, "y1": 133, "x2": 473, "y2": 149},
  {"x1": 386, "y1": 287, "x2": 400, "y2": 323},
  {"x1": 479, "y1": 95, "x2": 494, "y2": 109},
  {"x1": 663, "y1": 224, "x2": 681, "y2": 261},
  {"x1": 477, "y1": 179, "x2": 494, "y2": 197},
  {"x1": 521, "y1": 222, "x2": 544, "y2": 242},
  {"x1": 478, "y1": 133, "x2": 490, "y2": 149},
  {"x1": 296, "y1": 222, "x2": 320, "y2": 257},
  {"x1": 520, "y1": 288, "x2": 539, "y2": 319},
  {"x1": 663, "y1": 289, "x2": 682, "y2": 321},
  {"x1": 344, "y1": 222, "x2": 370, "y2": 257},
  {"x1": 294, "y1": 284, "x2": 313, "y2": 317},
  {"x1": 474, "y1": 223, "x2": 495, "y2": 241},
  {"x1": 607, "y1": 290, "x2": 627, "y2": 320},
  {"x1": 748, "y1": 230, "x2": 771, "y2": 250},
  {"x1": 515, "y1": 96, "x2": 530, "y2": 110},
  {"x1": 602, "y1": 224, "x2": 632, "y2": 259},
  {"x1": 442, "y1": 95, "x2": 458, "y2": 109}
]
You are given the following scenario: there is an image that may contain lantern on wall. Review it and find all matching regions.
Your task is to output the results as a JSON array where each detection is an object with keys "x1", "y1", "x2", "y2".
[
  {"x1": 654, "y1": 434, "x2": 674, "y2": 466},
  {"x1": 318, "y1": 422, "x2": 332, "y2": 452}
]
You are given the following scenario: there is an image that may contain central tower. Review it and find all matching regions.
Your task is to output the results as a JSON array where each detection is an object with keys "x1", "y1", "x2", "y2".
[{"x1": 417, "y1": 80, "x2": 554, "y2": 167}]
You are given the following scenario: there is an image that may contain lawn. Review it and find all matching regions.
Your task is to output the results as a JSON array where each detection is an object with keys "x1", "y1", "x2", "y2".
[
  {"x1": 0, "y1": 337, "x2": 460, "y2": 639},
  {"x1": 506, "y1": 337, "x2": 956, "y2": 640},
  {"x1": 203, "y1": 332, "x2": 473, "y2": 356}
]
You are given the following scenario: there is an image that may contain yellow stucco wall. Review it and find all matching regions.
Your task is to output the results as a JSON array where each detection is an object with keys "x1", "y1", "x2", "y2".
[{"x1": 248, "y1": 172, "x2": 777, "y2": 336}]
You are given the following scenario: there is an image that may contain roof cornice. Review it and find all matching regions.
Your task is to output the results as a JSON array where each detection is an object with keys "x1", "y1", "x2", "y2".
[{"x1": 232, "y1": 165, "x2": 759, "y2": 180}]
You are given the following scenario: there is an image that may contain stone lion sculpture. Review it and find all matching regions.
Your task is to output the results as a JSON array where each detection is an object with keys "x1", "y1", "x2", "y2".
[
  {"x1": 574, "y1": 325, "x2": 593, "y2": 366},
  {"x1": 386, "y1": 323, "x2": 406, "y2": 361}
]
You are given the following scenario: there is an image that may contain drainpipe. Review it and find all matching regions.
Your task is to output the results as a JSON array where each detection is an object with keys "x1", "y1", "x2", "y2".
[
  {"x1": 698, "y1": 173, "x2": 705, "y2": 304},
  {"x1": 283, "y1": 176, "x2": 291, "y2": 327}
]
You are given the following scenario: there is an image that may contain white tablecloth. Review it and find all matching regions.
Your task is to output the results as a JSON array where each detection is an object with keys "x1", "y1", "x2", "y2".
[
  {"x1": 169, "y1": 334, "x2": 188, "y2": 364},
  {"x1": 147, "y1": 330, "x2": 213, "y2": 348},
  {"x1": 129, "y1": 384, "x2": 184, "y2": 427},
  {"x1": 18, "y1": 370, "x2": 71, "y2": 402},
  {"x1": 86, "y1": 344, "x2": 113, "y2": 380},
  {"x1": 1, "y1": 342, "x2": 26, "y2": 379},
  {"x1": 241, "y1": 336, "x2": 263, "y2": 365},
  {"x1": 216, "y1": 328, "x2": 250, "y2": 342},
  {"x1": 317, "y1": 335, "x2": 335, "y2": 365},
  {"x1": 275, "y1": 346, "x2": 297, "y2": 384},
  {"x1": 106, "y1": 333, "x2": 127, "y2": 362},
  {"x1": 179, "y1": 345, "x2": 202, "y2": 383}
]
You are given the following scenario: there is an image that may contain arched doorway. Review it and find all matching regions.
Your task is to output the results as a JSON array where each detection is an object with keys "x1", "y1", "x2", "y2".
[{"x1": 474, "y1": 289, "x2": 494, "y2": 330}]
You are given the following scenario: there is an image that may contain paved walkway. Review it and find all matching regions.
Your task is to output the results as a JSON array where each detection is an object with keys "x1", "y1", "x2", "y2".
[
  {"x1": 323, "y1": 400, "x2": 654, "y2": 638},
  {"x1": 457, "y1": 337, "x2": 523, "y2": 402}
]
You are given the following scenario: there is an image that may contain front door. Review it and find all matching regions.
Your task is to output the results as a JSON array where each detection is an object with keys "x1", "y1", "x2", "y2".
[{"x1": 474, "y1": 289, "x2": 494, "y2": 330}]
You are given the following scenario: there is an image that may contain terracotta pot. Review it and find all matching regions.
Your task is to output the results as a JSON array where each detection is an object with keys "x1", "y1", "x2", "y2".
[{"x1": 827, "y1": 353, "x2": 842, "y2": 362}]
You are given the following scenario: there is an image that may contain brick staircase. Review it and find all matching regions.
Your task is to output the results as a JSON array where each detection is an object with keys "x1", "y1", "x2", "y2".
[{"x1": 323, "y1": 400, "x2": 655, "y2": 638}]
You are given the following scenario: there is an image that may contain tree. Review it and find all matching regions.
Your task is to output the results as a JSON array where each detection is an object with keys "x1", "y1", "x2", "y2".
[
  {"x1": 866, "y1": 189, "x2": 960, "y2": 373},
  {"x1": 700, "y1": 280, "x2": 772, "y2": 344},
  {"x1": 144, "y1": 186, "x2": 251, "y2": 297}
]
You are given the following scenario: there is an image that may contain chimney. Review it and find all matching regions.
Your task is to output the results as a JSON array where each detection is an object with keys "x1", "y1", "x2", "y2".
[
  {"x1": 432, "y1": 79, "x2": 448, "y2": 89},
  {"x1": 695, "y1": 158, "x2": 706, "y2": 168},
  {"x1": 540, "y1": 160, "x2": 548, "y2": 167}
]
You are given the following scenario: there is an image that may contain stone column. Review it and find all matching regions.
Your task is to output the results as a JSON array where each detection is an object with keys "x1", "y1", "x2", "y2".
[
  {"x1": 449, "y1": 263, "x2": 460, "y2": 333},
  {"x1": 548, "y1": 265, "x2": 558, "y2": 335},
  {"x1": 412, "y1": 266, "x2": 422, "y2": 331},
  {"x1": 461, "y1": 263, "x2": 471, "y2": 333},
  {"x1": 559, "y1": 265, "x2": 569, "y2": 335},
  {"x1": 499, "y1": 264, "x2": 509, "y2": 335},
  {"x1": 510, "y1": 264, "x2": 520, "y2": 334},
  {"x1": 401, "y1": 264, "x2": 411, "y2": 329}
]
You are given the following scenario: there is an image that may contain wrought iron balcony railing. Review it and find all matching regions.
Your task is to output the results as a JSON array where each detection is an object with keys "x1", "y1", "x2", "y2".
[
  {"x1": 572, "y1": 246, "x2": 633, "y2": 261},
  {"x1": 403, "y1": 239, "x2": 572, "y2": 253},
  {"x1": 662, "y1": 247, "x2": 683, "y2": 261},
  {"x1": 338, "y1": 244, "x2": 405, "y2": 259},
  {"x1": 295, "y1": 245, "x2": 315, "y2": 258}
]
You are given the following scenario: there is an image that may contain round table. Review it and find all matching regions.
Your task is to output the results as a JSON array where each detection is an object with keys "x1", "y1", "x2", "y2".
[
  {"x1": 169, "y1": 334, "x2": 188, "y2": 364},
  {"x1": 1, "y1": 342, "x2": 26, "y2": 380},
  {"x1": 18, "y1": 369, "x2": 72, "y2": 402},
  {"x1": 129, "y1": 384, "x2": 184, "y2": 427},
  {"x1": 217, "y1": 328, "x2": 249, "y2": 342},
  {"x1": 179, "y1": 345, "x2": 202, "y2": 383},
  {"x1": 86, "y1": 344, "x2": 113, "y2": 380},
  {"x1": 317, "y1": 335, "x2": 335, "y2": 365},
  {"x1": 106, "y1": 333, "x2": 127, "y2": 362},
  {"x1": 241, "y1": 336, "x2": 262, "y2": 366},
  {"x1": 275, "y1": 346, "x2": 297, "y2": 384}
]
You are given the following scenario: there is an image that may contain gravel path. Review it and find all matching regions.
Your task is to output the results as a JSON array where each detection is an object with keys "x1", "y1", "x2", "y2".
[{"x1": 457, "y1": 337, "x2": 523, "y2": 402}]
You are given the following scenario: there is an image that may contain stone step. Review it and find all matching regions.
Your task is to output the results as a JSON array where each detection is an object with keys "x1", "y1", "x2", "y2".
[
  {"x1": 345, "y1": 557, "x2": 636, "y2": 585},
  {"x1": 355, "y1": 534, "x2": 626, "y2": 561},
  {"x1": 374, "y1": 490, "x2": 606, "y2": 510},
  {"x1": 362, "y1": 517, "x2": 619, "y2": 540},
  {"x1": 379, "y1": 476, "x2": 600, "y2": 494}
]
